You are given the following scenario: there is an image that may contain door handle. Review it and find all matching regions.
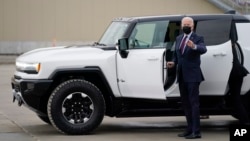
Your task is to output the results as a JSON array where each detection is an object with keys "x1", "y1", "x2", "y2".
[
  {"x1": 213, "y1": 52, "x2": 226, "y2": 57},
  {"x1": 147, "y1": 57, "x2": 159, "y2": 61}
]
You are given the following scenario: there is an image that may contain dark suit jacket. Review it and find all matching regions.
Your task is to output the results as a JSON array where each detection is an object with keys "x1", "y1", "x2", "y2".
[{"x1": 173, "y1": 32, "x2": 207, "y2": 82}]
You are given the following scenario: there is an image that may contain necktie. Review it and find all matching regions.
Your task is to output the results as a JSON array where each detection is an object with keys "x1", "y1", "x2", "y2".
[{"x1": 179, "y1": 36, "x2": 187, "y2": 54}]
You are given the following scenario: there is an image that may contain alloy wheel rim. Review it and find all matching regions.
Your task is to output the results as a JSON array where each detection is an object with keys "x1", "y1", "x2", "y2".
[{"x1": 62, "y1": 92, "x2": 94, "y2": 124}]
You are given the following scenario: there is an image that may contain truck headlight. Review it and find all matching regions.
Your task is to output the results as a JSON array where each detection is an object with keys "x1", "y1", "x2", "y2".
[{"x1": 16, "y1": 62, "x2": 41, "y2": 74}]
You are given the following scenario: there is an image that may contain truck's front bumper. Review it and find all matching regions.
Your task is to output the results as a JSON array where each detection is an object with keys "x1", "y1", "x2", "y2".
[{"x1": 11, "y1": 76, "x2": 53, "y2": 115}]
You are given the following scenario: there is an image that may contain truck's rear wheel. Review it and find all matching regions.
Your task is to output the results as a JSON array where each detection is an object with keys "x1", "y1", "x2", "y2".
[{"x1": 47, "y1": 79, "x2": 105, "y2": 135}]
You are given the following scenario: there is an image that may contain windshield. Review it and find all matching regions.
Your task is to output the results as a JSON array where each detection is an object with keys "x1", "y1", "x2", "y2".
[{"x1": 99, "y1": 22, "x2": 129, "y2": 45}]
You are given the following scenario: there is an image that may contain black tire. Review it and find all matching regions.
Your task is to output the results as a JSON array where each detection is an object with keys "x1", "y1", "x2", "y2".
[
  {"x1": 37, "y1": 115, "x2": 51, "y2": 125},
  {"x1": 47, "y1": 79, "x2": 105, "y2": 135}
]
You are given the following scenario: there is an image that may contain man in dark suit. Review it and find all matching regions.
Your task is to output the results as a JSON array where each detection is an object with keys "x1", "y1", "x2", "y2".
[{"x1": 167, "y1": 17, "x2": 207, "y2": 139}]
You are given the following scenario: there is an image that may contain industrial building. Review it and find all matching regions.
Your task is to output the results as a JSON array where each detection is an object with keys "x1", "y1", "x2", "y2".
[{"x1": 0, "y1": 0, "x2": 245, "y2": 54}]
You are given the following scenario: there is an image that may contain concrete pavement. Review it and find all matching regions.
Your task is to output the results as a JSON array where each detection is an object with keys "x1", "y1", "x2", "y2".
[
  {"x1": 0, "y1": 60, "x2": 33, "y2": 141},
  {"x1": 0, "y1": 112, "x2": 35, "y2": 141},
  {"x1": 0, "y1": 63, "x2": 38, "y2": 141}
]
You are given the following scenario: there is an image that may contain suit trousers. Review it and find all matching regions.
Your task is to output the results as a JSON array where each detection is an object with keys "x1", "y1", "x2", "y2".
[{"x1": 179, "y1": 78, "x2": 201, "y2": 134}]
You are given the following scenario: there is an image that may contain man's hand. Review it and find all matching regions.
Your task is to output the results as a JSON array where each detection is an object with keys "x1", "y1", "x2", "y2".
[
  {"x1": 186, "y1": 40, "x2": 195, "y2": 49},
  {"x1": 167, "y1": 62, "x2": 175, "y2": 68}
]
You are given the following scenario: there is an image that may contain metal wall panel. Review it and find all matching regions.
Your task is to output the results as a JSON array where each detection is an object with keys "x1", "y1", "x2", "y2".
[{"x1": 0, "y1": 0, "x2": 223, "y2": 54}]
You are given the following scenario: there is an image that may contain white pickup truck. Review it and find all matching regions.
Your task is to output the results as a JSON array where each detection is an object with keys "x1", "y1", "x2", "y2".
[{"x1": 11, "y1": 13, "x2": 250, "y2": 134}]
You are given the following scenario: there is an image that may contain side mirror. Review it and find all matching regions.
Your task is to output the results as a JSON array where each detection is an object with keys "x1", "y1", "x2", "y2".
[{"x1": 118, "y1": 38, "x2": 129, "y2": 58}]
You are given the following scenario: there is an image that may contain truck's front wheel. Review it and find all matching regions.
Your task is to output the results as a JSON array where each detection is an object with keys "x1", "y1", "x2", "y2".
[{"x1": 47, "y1": 79, "x2": 105, "y2": 135}]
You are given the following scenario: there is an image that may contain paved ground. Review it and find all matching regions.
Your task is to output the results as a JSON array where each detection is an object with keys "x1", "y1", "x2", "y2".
[
  {"x1": 0, "y1": 59, "x2": 238, "y2": 141},
  {"x1": 0, "y1": 59, "x2": 35, "y2": 141}
]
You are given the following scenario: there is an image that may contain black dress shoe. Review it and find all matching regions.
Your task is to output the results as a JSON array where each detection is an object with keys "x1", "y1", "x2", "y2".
[
  {"x1": 185, "y1": 133, "x2": 201, "y2": 139},
  {"x1": 177, "y1": 131, "x2": 192, "y2": 137}
]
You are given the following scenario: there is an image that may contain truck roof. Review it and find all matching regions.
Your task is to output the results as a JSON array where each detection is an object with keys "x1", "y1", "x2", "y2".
[{"x1": 113, "y1": 14, "x2": 250, "y2": 23}]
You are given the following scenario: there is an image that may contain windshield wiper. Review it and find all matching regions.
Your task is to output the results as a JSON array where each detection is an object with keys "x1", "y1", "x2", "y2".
[
  {"x1": 94, "y1": 42, "x2": 106, "y2": 46},
  {"x1": 65, "y1": 43, "x2": 93, "y2": 48}
]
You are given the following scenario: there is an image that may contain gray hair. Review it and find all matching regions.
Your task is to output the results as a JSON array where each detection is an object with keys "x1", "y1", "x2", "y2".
[{"x1": 181, "y1": 17, "x2": 194, "y2": 26}]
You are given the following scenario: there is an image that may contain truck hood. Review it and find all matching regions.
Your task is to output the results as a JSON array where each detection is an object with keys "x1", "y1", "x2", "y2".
[{"x1": 16, "y1": 45, "x2": 108, "y2": 63}]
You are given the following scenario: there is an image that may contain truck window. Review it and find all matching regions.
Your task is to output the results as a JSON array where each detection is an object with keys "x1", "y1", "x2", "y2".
[
  {"x1": 196, "y1": 19, "x2": 232, "y2": 46},
  {"x1": 128, "y1": 20, "x2": 180, "y2": 50},
  {"x1": 129, "y1": 22, "x2": 158, "y2": 49}
]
